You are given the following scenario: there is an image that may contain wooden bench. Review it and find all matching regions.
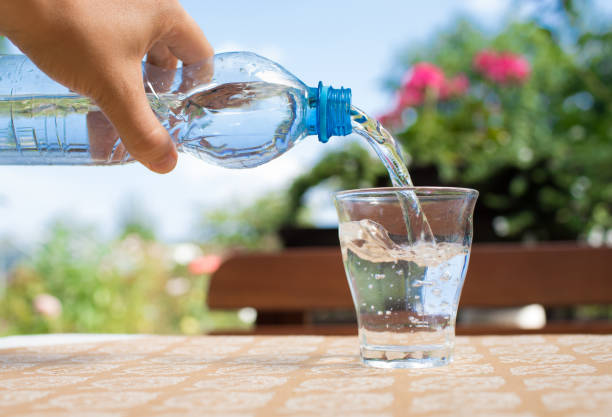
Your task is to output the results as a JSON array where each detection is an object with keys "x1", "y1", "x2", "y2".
[{"x1": 208, "y1": 243, "x2": 612, "y2": 334}]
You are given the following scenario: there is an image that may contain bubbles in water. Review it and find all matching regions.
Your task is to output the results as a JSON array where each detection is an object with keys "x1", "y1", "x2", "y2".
[
  {"x1": 339, "y1": 209, "x2": 470, "y2": 362},
  {"x1": 374, "y1": 274, "x2": 385, "y2": 280}
]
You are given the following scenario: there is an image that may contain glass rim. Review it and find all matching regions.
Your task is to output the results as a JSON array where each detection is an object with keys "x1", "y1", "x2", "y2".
[{"x1": 335, "y1": 186, "x2": 478, "y2": 199}]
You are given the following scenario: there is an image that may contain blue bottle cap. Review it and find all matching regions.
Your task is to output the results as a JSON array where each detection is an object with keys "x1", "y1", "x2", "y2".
[{"x1": 309, "y1": 82, "x2": 352, "y2": 143}]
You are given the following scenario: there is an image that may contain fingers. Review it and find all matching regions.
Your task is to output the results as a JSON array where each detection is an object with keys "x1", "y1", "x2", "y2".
[
  {"x1": 146, "y1": 42, "x2": 178, "y2": 69},
  {"x1": 179, "y1": 54, "x2": 214, "y2": 92},
  {"x1": 145, "y1": 42, "x2": 177, "y2": 93},
  {"x1": 90, "y1": 3, "x2": 213, "y2": 173},
  {"x1": 95, "y1": 65, "x2": 178, "y2": 173},
  {"x1": 86, "y1": 111, "x2": 120, "y2": 162},
  {"x1": 162, "y1": 7, "x2": 215, "y2": 92},
  {"x1": 86, "y1": 111, "x2": 128, "y2": 163},
  {"x1": 164, "y1": 8, "x2": 214, "y2": 66},
  {"x1": 146, "y1": 7, "x2": 214, "y2": 93},
  {"x1": 110, "y1": 141, "x2": 128, "y2": 163}
]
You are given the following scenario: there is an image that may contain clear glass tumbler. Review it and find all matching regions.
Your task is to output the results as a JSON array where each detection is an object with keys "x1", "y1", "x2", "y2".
[{"x1": 335, "y1": 187, "x2": 478, "y2": 368}]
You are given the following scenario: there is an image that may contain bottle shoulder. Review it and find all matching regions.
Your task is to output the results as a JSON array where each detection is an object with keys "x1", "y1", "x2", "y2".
[{"x1": 211, "y1": 52, "x2": 307, "y2": 91}]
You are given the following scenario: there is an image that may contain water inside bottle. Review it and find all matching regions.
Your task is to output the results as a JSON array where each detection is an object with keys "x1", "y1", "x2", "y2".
[
  {"x1": 0, "y1": 81, "x2": 308, "y2": 168},
  {"x1": 156, "y1": 81, "x2": 309, "y2": 168}
]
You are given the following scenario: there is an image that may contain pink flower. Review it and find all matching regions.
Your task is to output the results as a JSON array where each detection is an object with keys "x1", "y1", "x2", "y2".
[
  {"x1": 33, "y1": 294, "x2": 62, "y2": 318},
  {"x1": 403, "y1": 62, "x2": 446, "y2": 93},
  {"x1": 392, "y1": 62, "x2": 446, "y2": 112},
  {"x1": 401, "y1": 62, "x2": 469, "y2": 102},
  {"x1": 441, "y1": 74, "x2": 469, "y2": 99},
  {"x1": 398, "y1": 88, "x2": 424, "y2": 107},
  {"x1": 474, "y1": 49, "x2": 531, "y2": 84},
  {"x1": 188, "y1": 254, "x2": 222, "y2": 275},
  {"x1": 499, "y1": 53, "x2": 530, "y2": 82},
  {"x1": 378, "y1": 62, "x2": 469, "y2": 129},
  {"x1": 473, "y1": 49, "x2": 498, "y2": 73}
]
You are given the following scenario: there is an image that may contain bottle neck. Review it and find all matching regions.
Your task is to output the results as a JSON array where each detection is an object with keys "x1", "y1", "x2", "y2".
[{"x1": 306, "y1": 82, "x2": 352, "y2": 143}]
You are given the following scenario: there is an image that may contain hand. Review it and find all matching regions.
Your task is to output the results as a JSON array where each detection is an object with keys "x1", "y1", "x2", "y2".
[{"x1": 0, "y1": 0, "x2": 213, "y2": 173}]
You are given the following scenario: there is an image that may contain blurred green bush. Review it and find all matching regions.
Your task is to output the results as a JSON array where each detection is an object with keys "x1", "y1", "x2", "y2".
[
  {"x1": 220, "y1": 1, "x2": 612, "y2": 244},
  {"x1": 2, "y1": 2, "x2": 611, "y2": 335},
  {"x1": 379, "y1": 13, "x2": 612, "y2": 242},
  {"x1": 0, "y1": 222, "x2": 246, "y2": 336}
]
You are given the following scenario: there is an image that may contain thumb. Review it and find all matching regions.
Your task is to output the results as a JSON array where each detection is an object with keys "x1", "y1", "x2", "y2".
[{"x1": 94, "y1": 64, "x2": 178, "y2": 173}]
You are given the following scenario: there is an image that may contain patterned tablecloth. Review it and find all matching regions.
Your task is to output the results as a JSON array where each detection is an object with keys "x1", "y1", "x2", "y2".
[{"x1": 0, "y1": 334, "x2": 610, "y2": 417}]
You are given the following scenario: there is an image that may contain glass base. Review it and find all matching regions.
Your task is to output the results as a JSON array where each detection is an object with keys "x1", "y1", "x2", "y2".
[{"x1": 360, "y1": 344, "x2": 453, "y2": 369}]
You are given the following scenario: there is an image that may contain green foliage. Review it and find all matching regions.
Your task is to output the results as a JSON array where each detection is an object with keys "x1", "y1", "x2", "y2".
[
  {"x1": 283, "y1": 144, "x2": 386, "y2": 224},
  {"x1": 0, "y1": 221, "x2": 245, "y2": 336},
  {"x1": 280, "y1": 4, "x2": 612, "y2": 242},
  {"x1": 396, "y1": 16, "x2": 611, "y2": 241},
  {"x1": 200, "y1": 192, "x2": 289, "y2": 250},
  {"x1": 198, "y1": 144, "x2": 387, "y2": 246}
]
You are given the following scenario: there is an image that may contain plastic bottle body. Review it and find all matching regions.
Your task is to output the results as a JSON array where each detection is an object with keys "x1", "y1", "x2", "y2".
[
  {"x1": 0, "y1": 55, "x2": 112, "y2": 165},
  {"x1": 0, "y1": 52, "x2": 348, "y2": 168}
]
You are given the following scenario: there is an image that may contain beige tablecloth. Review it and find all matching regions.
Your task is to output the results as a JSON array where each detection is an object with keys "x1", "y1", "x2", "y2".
[{"x1": 0, "y1": 334, "x2": 610, "y2": 416}]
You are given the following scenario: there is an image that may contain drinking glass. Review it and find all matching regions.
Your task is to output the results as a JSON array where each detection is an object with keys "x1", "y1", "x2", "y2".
[{"x1": 335, "y1": 187, "x2": 478, "y2": 368}]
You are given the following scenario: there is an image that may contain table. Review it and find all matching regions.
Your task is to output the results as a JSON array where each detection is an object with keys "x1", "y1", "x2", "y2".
[{"x1": 0, "y1": 334, "x2": 610, "y2": 416}]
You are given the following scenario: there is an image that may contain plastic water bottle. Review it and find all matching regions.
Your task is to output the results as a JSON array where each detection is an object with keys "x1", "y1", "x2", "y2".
[{"x1": 0, "y1": 52, "x2": 352, "y2": 168}]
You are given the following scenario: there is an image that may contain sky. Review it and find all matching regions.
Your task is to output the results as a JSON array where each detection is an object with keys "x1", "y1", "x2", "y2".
[{"x1": 0, "y1": 0, "x2": 582, "y2": 245}]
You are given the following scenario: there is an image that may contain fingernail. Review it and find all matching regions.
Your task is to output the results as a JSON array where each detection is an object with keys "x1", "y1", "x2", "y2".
[{"x1": 149, "y1": 153, "x2": 178, "y2": 174}]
